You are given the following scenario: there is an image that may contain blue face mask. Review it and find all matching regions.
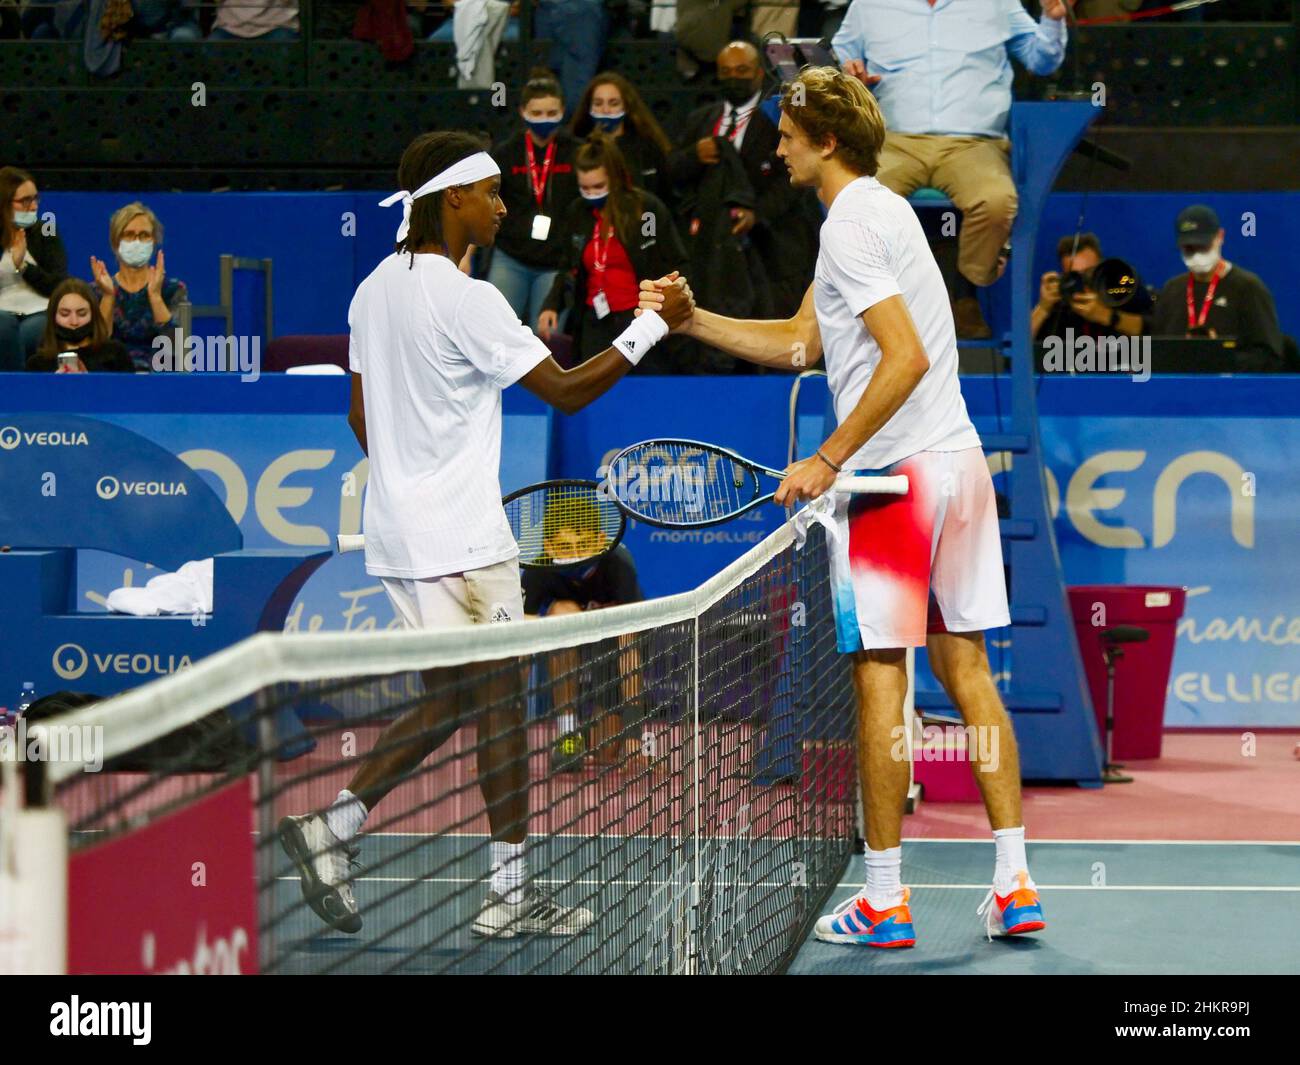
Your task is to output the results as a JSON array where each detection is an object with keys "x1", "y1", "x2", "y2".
[
  {"x1": 580, "y1": 190, "x2": 608, "y2": 209},
  {"x1": 13, "y1": 210, "x2": 37, "y2": 229},
  {"x1": 525, "y1": 118, "x2": 562, "y2": 140},
  {"x1": 589, "y1": 110, "x2": 624, "y2": 133},
  {"x1": 118, "y1": 240, "x2": 154, "y2": 268}
]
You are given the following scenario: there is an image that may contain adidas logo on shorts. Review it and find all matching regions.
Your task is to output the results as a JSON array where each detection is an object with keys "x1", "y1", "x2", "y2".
[{"x1": 489, "y1": 605, "x2": 512, "y2": 623}]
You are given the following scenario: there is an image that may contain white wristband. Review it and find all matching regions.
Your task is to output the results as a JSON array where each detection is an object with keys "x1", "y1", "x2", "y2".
[{"x1": 612, "y1": 308, "x2": 669, "y2": 366}]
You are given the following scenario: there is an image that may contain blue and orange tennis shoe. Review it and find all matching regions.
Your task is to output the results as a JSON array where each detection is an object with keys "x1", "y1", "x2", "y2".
[
  {"x1": 814, "y1": 887, "x2": 916, "y2": 948},
  {"x1": 977, "y1": 871, "x2": 1046, "y2": 940}
]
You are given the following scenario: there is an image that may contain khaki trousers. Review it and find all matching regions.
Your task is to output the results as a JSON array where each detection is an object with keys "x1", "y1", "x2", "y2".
[
  {"x1": 750, "y1": 1, "x2": 799, "y2": 39},
  {"x1": 876, "y1": 132, "x2": 1017, "y2": 287}
]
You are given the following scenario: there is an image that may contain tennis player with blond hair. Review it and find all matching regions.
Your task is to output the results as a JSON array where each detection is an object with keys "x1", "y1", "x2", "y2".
[{"x1": 640, "y1": 67, "x2": 1043, "y2": 948}]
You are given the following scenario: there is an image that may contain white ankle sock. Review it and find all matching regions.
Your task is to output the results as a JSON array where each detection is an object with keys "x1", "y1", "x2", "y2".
[
  {"x1": 557, "y1": 714, "x2": 577, "y2": 736},
  {"x1": 325, "y1": 789, "x2": 367, "y2": 843},
  {"x1": 993, "y1": 826, "x2": 1029, "y2": 889},
  {"x1": 864, "y1": 846, "x2": 903, "y2": 907},
  {"x1": 490, "y1": 841, "x2": 528, "y2": 905}
]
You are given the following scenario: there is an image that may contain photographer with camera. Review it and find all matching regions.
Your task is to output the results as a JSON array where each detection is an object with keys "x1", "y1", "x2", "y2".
[
  {"x1": 1036, "y1": 209, "x2": 1287, "y2": 372},
  {"x1": 1032, "y1": 233, "x2": 1145, "y2": 342}
]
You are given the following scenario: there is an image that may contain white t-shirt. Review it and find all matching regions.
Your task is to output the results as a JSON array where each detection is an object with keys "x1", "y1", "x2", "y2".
[
  {"x1": 813, "y1": 175, "x2": 980, "y2": 470},
  {"x1": 348, "y1": 252, "x2": 550, "y2": 579}
]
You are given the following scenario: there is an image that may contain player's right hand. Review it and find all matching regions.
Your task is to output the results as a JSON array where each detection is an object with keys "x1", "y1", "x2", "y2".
[
  {"x1": 697, "y1": 137, "x2": 721, "y2": 165},
  {"x1": 537, "y1": 309, "x2": 558, "y2": 340},
  {"x1": 1039, "y1": 270, "x2": 1061, "y2": 309}
]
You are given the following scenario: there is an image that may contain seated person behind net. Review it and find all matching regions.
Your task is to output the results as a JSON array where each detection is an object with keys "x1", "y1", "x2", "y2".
[
  {"x1": 26, "y1": 278, "x2": 133, "y2": 373},
  {"x1": 1073, "y1": 205, "x2": 1287, "y2": 372},
  {"x1": 522, "y1": 498, "x2": 651, "y2": 774}
]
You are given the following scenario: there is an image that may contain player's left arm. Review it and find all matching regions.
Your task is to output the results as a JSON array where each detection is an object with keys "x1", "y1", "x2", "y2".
[
  {"x1": 775, "y1": 296, "x2": 928, "y2": 506},
  {"x1": 348, "y1": 371, "x2": 368, "y2": 457}
]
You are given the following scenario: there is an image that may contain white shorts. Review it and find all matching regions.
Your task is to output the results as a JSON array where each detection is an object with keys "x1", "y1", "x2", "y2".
[
  {"x1": 380, "y1": 559, "x2": 525, "y2": 629},
  {"x1": 828, "y1": 447, "x2": 1010, "y2": 651}
]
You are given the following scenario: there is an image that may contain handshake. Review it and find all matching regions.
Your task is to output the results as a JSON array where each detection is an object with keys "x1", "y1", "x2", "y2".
[{"x1": 636, "y1": 272, "x2": 696, "y2": 334}]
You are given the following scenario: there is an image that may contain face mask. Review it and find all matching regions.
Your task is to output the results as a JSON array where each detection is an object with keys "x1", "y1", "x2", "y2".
[
  {"x1": 719, "y1": 78, "x2": 757, "y2": 107},
  {"x1": 13, "y1": 210, "x2": 37, "y2": 229},
  {"x1": 590, "y1": 110, "x2": 624, "y2": 133},
  {"x1": 525, "y1": 118, "x2": 562, "y2": 140},
  {"x1": 1181, "y1": 246, "x2": 1220, "y2": 274},
  {"x1": 55, "y1": 322, "x2": 93, "y2": 344},
  {"x1": 580, "y1": 190, "x2": 608, "y2": 209},
  {"x1": 118, "y1": 240, "x2": 154, "y2": 268}
]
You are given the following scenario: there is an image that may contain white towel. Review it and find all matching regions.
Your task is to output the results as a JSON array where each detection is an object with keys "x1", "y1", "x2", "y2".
[{"x1": 106, "y1": 559, "x2": 215, "y2": 617}]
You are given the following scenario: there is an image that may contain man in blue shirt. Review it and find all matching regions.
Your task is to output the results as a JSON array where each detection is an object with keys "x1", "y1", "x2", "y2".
[{"x1": 832, "y1": 0, "x2": 1073, "y2": 335}]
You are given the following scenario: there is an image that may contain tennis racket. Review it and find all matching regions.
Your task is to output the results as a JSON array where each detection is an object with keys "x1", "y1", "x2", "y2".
[
  {"x1": 335, "y1": 478, "x2": 626, "y2": 570},
  {"x1": 601, "y1": 438, "x2": 908, "y2": 529}
]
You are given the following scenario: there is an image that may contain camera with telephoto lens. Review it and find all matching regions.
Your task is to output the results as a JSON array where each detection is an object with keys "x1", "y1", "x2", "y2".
[{"x1": 1057, "y1": 257, "x2": 1153, "y2": 314}]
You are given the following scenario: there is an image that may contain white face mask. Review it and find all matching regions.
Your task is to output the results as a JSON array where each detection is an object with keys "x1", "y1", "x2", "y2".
[
  {"x1": 1181, "y1": 245, "x2": 1221, "y2": 274},
  {"x1": 118, "y1": 239, "x2": 154, "y2": 268}
]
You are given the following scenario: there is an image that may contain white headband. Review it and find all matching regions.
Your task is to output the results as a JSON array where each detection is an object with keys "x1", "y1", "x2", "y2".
[{"x1": 379, "y1": 151, "x2": 501, "y2": 243}]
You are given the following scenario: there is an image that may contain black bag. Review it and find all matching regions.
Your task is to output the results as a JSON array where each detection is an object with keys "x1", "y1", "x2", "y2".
[{"x1": 22, "y1": 690, "x2": 256, "y2": 773}]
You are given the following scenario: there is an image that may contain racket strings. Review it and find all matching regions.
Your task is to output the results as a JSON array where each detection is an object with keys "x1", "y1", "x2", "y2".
[
  {"x1": 506, "y1": 483, "x2": 622, "y2": 566},
  {"x1": 608, "y1": 443, "x2": 756, "y2": 525}
]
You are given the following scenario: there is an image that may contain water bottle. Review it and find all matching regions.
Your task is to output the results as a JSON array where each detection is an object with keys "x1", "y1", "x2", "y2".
[{"x1": 15, "y1": 682, "x2": 35, "y2": 719}]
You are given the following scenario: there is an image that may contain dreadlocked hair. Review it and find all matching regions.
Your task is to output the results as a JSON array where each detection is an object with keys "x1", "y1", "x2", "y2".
[{"x1": 394, "y1": 131, "x2": 489, "y2": 267}]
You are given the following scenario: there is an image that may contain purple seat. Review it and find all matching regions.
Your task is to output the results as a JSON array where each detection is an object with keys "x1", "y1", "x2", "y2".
[{"x1": 263, "y1": 335, "x2": 350, "y2": 373}]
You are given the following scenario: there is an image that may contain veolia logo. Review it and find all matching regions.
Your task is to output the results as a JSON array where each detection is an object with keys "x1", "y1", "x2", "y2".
[
  {"x1": 53, "y1": 643, "x2": 89, "y2": 681},
  {"x1": 0, "y1": 426, "x2": 89, "y2": 449},
  {"x1": 52, "y1": 642, "x2": 191, "y2": 679},
  {"x1": 96, "y1": 475, "x2": 187, "y2": 500}
]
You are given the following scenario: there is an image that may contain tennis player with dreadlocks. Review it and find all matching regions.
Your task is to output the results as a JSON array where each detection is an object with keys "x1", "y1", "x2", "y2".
[
  {"x1": 640, "y1": 67, "x2": 1044, "y2": 948},
  {"x1": 279, "y1": 130, "x2": 691, "y2": 939}
]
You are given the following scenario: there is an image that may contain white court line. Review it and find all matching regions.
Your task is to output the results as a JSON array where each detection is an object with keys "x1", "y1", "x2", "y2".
[
  {"x1": 355, "y1": 832, "x2": 1300, "y2": 846},
  {"x1": 902, "y1": 838, "x2": 1300, "y2": 846},
  {"x1": 276, "y1": 876, "x2": 1300, "y2": 892}
]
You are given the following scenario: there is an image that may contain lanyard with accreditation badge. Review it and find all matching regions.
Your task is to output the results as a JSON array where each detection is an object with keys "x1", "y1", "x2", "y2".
[
  {"x1": 527, "y1": 135, "x2": 556, "y2": 241},
  {"x1": 590, "y1": 215, "x2": 613, "y2": 319},
  {"x1": 1186, "y1": 261, "x2": 1225, "y2": 330}
]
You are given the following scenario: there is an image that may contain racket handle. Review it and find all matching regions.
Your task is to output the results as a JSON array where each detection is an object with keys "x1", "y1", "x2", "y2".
[
  {"x1": 336, "y1": 533, "x2": 365, "y2": 553},
  {"x1": 834, "y1": 474, "x2": 909, "y2": 495}
]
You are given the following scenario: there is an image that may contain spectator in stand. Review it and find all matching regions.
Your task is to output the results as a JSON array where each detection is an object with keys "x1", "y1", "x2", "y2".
[
  {"x1": 1096, "y1": 205, "x2": 1287, "y2": 373},
  {"x1": 0, "y1": 167, "x2": 68, "y2": 370},
  {"x1": 537, "y1": 133, "x2": 686, "y2": 371},
  {"x1": 570, "y1": 72, "x2": 674, "y2": 205},
  {"x1": 669, "y1": 39, "x2": 820, "y2": 320},
  {"x1": 832, "y1": 0, "x2": 1074, "y2": 338},
  {"x1": 488, "y1": 69, "x2": 581, "y2": 329},
  {"x1": 750, "y1": 0, "x2": 798, "y2": 40},
  {"x1": 91, "y1": 202, "x2": 189, "y2": 371},
  {"x1": 131, "y1": 0, "x2": 203, "y2": 40},
  {"x1": 426, "y1": 0, "x2": 518, "y2": 89},
  {"x1": 27, "y1": 280, "x2": 133, "y2": 373},
  {"x1": 534, "y1": 0, "x2": 608, "y2": 115},
  {"x1": 209, "y1": 0, "x2": 300, "y2": 40}
]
